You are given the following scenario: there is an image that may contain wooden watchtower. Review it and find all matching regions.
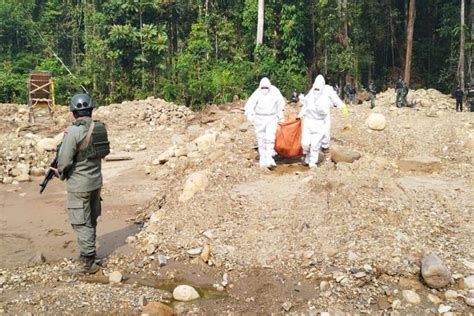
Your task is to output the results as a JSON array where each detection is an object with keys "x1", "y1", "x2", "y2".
[{"x1": 27, "y1": 71, "x2": 56, "y2": 123}]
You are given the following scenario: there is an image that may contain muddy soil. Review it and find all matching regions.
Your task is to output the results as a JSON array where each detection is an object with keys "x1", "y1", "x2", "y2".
[{"x1": 0, "y1": 151, "x2": 157, "y2": 268}]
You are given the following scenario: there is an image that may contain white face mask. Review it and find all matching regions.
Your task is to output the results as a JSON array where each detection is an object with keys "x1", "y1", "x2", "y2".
[
  {"x1": 313, "y1": 88, "x2": 322, "y2": 101},
  {"x1": 261, "y1": 87, "x2": 270, "y2": 95}
]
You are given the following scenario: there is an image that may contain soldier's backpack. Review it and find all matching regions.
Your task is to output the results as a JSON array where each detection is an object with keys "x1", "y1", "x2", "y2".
[{"x1": 76, "y1": 120, "x2": 110, "y2": 161}]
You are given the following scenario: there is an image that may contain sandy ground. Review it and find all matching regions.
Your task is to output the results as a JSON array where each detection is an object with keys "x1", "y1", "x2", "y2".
[{"x1": 0, "y1": 151, "x2": 156, "y2": 268}]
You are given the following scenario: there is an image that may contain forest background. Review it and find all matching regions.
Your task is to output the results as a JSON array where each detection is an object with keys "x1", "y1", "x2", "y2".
[{"x1": 0, "y1": 0, "x2": 472, "y2": 109}]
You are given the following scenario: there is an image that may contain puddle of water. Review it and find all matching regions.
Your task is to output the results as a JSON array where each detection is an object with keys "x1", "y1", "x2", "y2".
[
  {"x1": 80, "y1": 274, "x2": 226, "y2": 304},
  {"x1": 273, "y1": 163, "x2": 308, "y2": 175}
]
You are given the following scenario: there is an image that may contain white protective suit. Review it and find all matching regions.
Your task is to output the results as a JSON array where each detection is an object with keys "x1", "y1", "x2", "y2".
[
  {"x1": 299, "y1": 75, "x2": 345, "y2": 167},
  {"x1": 245, "y1": 77, "x2": 285, "y2": 168}
]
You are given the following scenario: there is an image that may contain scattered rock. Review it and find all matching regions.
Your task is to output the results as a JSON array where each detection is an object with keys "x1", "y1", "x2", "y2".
[
  {"x1": 463, "y1": 275, "x2": 474, "y2": 289},
  {"x1": 142, "y1": 301, "x2": 176, "y2": 316},
  {"x1": 14, "y1": 174, "x2": 30, "y2": 182},
  {"x1": 193, "y1": 132, "x2": 217, "y2": 153},
  {"x1": 36, "y1": 138, "x2": 58, "y2": 152},
  {"x1": 186, "y1": 247, "x2": 203, "y2": 256},
  {"x1": 172, "y1": 285, "x2": 200, "y2": 302},
  {"x1": 30, "y1": 167, "x2": 45, "y2": 177},
  {"x1": 464, "y1": 290, "x2": 474, "y2": 307},
  {"x1": 157, "y1": 255, "x2": 168, "y2": 267},
  {"x1": 397, "y1": 156, "x2": 442, "y2": 173},
  {"x1": 157, "y1": 150, "x2": 172, "y2": 164},
  {"x1": 421, "y1": 253, "x2": 453, "y2": 289},
  {"x1": 200, "y1": 244, "x2": 211, "y2": 263},
  {"x1": 239, "y1": 122, "x2": 250, "y2": 132},
  {"x1": 402, "y1": 290, "x2": 420, "y2": 304},
  {"x1": 391, "y1": 299, "x2": 401, "y2": 310},
  {"x1": 281, "y1": 301, "x2": 292, "y2": 311},
  {"x1": 2, "y1": 177, "x2": 13, "y2": 184},
  {"x1": 330, "y1": 146, "x2": 361, "y2": 164},
  {"x1": 438, "y1": 304, "x2": 452, "y2": 313},
  {"x1": 366, "y1": 113, "x2": 387, "y2": 131},
  {"x1": 178, "y1": 171, "x2": 209, "y2": 202},
  {"x1": 202, "y1": 230, "x2": 214, "y2": 239},
  {"x1": 354, "y1": 272, "x2": 366, "y2": 278},
  {"x1": 109, "y1": 271, "x2": 123, "y2": 283},
  {"x1": 428, "y1": 293, "x2": 442, "y2": 305},
  {"x1": 125, "y1": 236, "x2": 137, "y2": 244},
  {"x1": 146, "y1": 244, "x2": 156, "y2": 255},
  {"x1": 444, "y1": 290, "x2": 458, "y2": 300}
]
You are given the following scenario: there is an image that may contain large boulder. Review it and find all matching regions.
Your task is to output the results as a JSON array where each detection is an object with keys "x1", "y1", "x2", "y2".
[
  {"x1": 173, "y1": 285, "x2": 200, "y2": 302},
  {"x1": 366, "y1": 113, "x2": 386, "y2": 131},
  {"x1": 421, "y1": 253, "x2": 453, "y2": 289},
  {"x1": 397, "y1": 156, "x2": 442, "y2": 173},
  {"x1": 178, "y1": 171, "x2": 209, "y2": 202},
  {"x1": 36, "y1": 138, "x2": 56, "y2": 152},
  {"x1": 330, "y1": 146, "x2": 361, "y2": 164},
  {"x1": 194, "y1": 131, "x2": 217, "y2": 153}
]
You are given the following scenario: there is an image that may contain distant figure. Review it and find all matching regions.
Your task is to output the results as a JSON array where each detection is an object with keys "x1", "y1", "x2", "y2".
[
  {"x1": 368, "y1": 79, "x2": 377, "y2": 109},
  {"x1": 291, "y1": 89, "x2": 299, "y2": 103},
  {"x1": 467, "y1": 81, "x2": 474, "y2": 112},
  {"x1": 395, "y1": 77, "x2": 408, "y2": 108},
  {"x1": 334, "y1": 83, "x2": 341, "y2": 97},
  {"x1": 454, "y1": 86, "x2": 464, "y2": 112},
  {"x1": 344, "y1": 79, "x2": 356, "y2": 105}
]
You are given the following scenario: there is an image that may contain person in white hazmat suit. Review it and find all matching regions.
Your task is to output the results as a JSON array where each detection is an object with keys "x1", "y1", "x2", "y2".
[
  {"x1": 245, "y1": 77, "x2": 285, "y2": 168},
  {"x1": 299, "y1": 74, "x2": 348, "y2": 168}
]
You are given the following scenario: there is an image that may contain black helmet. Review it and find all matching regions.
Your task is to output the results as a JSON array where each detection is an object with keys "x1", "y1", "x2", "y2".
[{"x1": 70, "y1": 93, "x2": 93, "y2": 112}]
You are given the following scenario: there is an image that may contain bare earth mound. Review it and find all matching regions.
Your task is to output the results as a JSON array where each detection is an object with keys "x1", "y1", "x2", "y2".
[{"x1": 0, "y1": 91, "x2": 473, "y2": 315}]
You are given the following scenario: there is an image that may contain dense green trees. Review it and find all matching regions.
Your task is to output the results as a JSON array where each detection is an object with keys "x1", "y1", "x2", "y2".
[{"x1": 0, "y1": 0, "x2": 471, "y2": 108}]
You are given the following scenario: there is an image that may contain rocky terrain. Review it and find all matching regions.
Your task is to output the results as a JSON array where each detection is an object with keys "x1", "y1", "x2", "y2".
[{"x1": 0, "y1": 89, "x2": 473, "y2": 315}]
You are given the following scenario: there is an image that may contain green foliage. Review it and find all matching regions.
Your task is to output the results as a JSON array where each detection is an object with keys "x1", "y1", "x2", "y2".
[{"x1": 0, "y1": 0, "x2": 470, "y2": 106}]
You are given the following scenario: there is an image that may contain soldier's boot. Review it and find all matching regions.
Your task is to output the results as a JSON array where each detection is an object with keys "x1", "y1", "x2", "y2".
[
  {"x1": 70, "y1": 255, "x2": 100, "y2": 274},
  {"x1": 78, "y1": 253, "x2": 105, "y2": 267}
]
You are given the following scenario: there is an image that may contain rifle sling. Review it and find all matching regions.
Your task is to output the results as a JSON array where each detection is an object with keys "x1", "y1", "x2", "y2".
[{"x1": 78, "y1": 121, "x2": 95, "y2": 151}]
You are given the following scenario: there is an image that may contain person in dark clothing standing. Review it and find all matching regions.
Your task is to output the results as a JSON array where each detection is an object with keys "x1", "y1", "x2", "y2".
[{"x1": 454, "y1": 86, "x2": 464, "y2": 112}]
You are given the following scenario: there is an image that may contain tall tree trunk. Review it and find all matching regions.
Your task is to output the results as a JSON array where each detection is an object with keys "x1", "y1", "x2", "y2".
[
  {"x1": 256, "y1": 0, "x2": 264, "y2": 46},
  {"x1": 458, "y1": 0, "x2": 465, "y2": 90},
  {"x1": 404, "y1": 0, "x2": 416, "y2": 85},
  {"x1": 389, "y1": 3, "x2": 395, "y2": 69},
  {"x1": 469, "y1": 0, "x2": 474, "y2": 82}
]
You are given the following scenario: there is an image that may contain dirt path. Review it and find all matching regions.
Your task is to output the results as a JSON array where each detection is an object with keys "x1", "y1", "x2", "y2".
[{"x1": 0, "y1": 151, "x2": 157, "y2": 268}]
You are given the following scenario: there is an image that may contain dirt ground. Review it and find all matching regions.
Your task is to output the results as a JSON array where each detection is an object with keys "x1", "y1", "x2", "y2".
[
  {"x1": 0, "y1": 92, "x2": 473, "y2": 315},
  {"x1": 0, "y1": 151, "x2": 156, "y2": 268}
]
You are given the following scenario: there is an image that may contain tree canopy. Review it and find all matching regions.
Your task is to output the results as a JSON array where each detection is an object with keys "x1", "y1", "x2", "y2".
[{"x1": 0, "y1": 0, "x2": 470, "y2": 109}]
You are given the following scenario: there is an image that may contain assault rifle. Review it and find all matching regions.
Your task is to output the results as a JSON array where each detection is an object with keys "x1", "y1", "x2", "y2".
[{"x1": 39, "y1": 144, "x2": 61, "y2": 194}]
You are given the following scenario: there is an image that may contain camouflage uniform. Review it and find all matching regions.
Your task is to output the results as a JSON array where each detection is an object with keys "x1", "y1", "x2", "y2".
[
  {"x1": 368, "y1": 81, "x2": 376, "y2": 109},
  {"x1": 58, "y1": 117, "x2": 103, "y2": 261},
  {"x1": 396, "y1": 78, "x2": 408, "y2": 107},
  {"x1": 467, "y1": 82, "x2": 474, "y2": 112}
]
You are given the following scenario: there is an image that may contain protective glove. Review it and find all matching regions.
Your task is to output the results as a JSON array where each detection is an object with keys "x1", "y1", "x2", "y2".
[{"x1": 341, "y1": 105, "x2": 349, "y2": 116}]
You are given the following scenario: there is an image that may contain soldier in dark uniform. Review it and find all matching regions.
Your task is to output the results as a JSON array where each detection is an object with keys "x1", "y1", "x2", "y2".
[
  {"x1": 467, "y1": 81, "x2": 474, "y2": 112},
  {"x1": 368, "y1": 79, "x2": 377, "y2": 109},
  {"x1": 348, "y1": 79, "x2": 356, "y2": 105},
  {"x1": 396, "y1": 76, "x2": 408, "y2": 107},
  {"x1": 454, "y1": 86, "x2": 464, "y2": 112},
  {"x1": 291, "y1": 89, "x2": 299, "y2": 103},
  {"x1": 57, "y1": 93, "x2": 110, "y2": 274}
]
